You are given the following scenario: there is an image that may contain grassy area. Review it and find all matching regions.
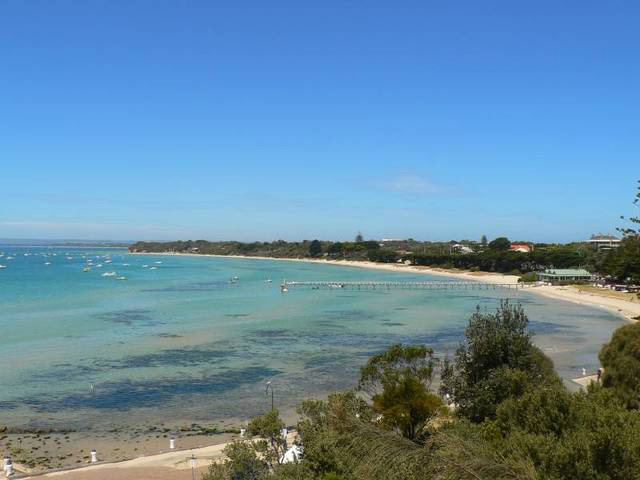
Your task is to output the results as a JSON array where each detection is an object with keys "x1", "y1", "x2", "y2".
[{"x1": 572, "y1": 285, "x2": 640, "y2": 303}]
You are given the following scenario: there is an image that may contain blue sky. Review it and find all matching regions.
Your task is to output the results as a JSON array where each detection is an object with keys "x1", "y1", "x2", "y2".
[{"x1": 1, "y1": 1, "x2": 638, "y2": 242}]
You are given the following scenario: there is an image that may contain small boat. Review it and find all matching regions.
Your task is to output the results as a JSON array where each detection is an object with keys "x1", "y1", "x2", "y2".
[
  {"x1": 116, "y1": 276, "x2": 126, "y2": 280},
  {"x1": 281, "y1": 285, "x2": 288, "y2": 293},
  {"x1": 83, "y1": 267, "x2": 91, "y2": 272},
  {"x1": 142, "y1": 264, "x2": 149, "y2": 268},
  {"x1": 96, "y1": 264, "x2": 103, "y2": 268},
  {"x1": 44, "y1": 262, "x2": 51, "y2": 265},
  {"x1": 5, "y1": 256, "x2": 14, "y2": 260},
  {"x1": 149, "y1": 266, "x2": 157, "y2": 270},
  {"x1": 67, "y1": 256, "x2": 73, "y2": 260},
  {"x1": 265, "y1": 279, "x2": 272, "y2": 283},
  {"x1": 102, "y1": 272, "x2": 117, "y2": 277},
  {"x1": 155, "y1": 261, "x2": 162, "y2": 264},
  {"x1": 104, "y1": 260, "x2": 112, "y2": 264},
  {"x1": 122, "y1": 263, "x2": 130, "y2": 266},
  {"x1": 0, "y1": 265, "x2": 7, "y2": 269}
]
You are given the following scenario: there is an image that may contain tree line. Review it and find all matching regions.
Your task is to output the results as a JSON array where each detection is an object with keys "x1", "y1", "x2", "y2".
[{"x1": 130, "y1": 180, "x2": 640, "y2": 283}]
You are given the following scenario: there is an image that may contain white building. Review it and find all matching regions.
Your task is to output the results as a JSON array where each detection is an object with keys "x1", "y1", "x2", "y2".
[{"x1": 589, "y1": 234, "x2": 621, "y2": 251}]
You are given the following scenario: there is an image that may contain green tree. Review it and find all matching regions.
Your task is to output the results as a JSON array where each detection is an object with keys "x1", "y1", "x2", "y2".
[
  {"x1": 355, "y1": 232, "x2": 364, "y2": 243},
  {"x1": 202, "y1": 440, "x2": 268, "y2": 480},
  {"x1": 481, "y1": 234, "x2": 488, "y2": 246},
  {"x1": 359, "y1": 344, "x2": 442, "y2": 442},
  {"x1": 599, "y1": 322, "x2": 640, "y2": 409},
  {"x1": 493, "y1": 387, "x2": 640, "y2": 480},
  {"x1": 327, "y1": 242, "x2": 343, "y2": 256},
  {"x1": 619, "y1": 179, "x2": 639, "y2": 236},
  {"x1": 488, "y1": 237, "x2": 511, "y2": 251},
  {"x1": 247, "y1": 410, "x2": 287, "y2": 468},
  {"x1": 518, "y1": 271, "x2": 537, "y2": 283},
  {"x1": 440, "y1": 301, "x2": 557, "y2": 422},
  {"x1": 362, "y1": 240, "x2": 380, "y2": 250},
  {"x1": 494, "y1": 382, "x2": 576, "y2": 436},
  {"x1": 308, "y1": 240, "x2": 322, "y2": 257},
  {"x1": 600, "y1": 236, "x2": 640, "y2": 284}
]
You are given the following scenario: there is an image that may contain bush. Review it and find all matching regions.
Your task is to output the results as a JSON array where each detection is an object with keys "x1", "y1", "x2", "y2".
[
  {"x1": 599, "y1": 322, "x2": 640, "y2": 409},
  {"x1": 519, "y1": 272, "x2": 537, "y2": 283}
]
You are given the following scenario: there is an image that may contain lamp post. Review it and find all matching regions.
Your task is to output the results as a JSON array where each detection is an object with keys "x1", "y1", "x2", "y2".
[
  {"x1": 265, "y1": 381, "x2": 274, "y2": 412},
  {"x1": 190, "y1": 454, "x2": 196, "y2": 480}
]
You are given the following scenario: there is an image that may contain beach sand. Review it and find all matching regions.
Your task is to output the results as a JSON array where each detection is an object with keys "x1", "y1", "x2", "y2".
[{"x1": 25, "y1": 432, "x2": 298, "y2": 480}]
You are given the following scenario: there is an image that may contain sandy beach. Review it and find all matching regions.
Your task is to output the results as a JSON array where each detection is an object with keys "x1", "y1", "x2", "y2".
[
  {"x1": 131, "y1": 252, "x2": 640, "y2": 322},
  {"x1": 24, "y1": 432, "x2": 298, "y2": 480}
]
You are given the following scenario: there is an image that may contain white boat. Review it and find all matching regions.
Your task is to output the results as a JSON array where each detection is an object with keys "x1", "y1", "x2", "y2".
[
  {"x1": 104, "y1": 260, "x2": 112, "y2": 264},
  {"x1": 0, "y1": 265, "x2": 7, "y2": 269},
  {"x1": 142, "y1": 264, "x2": 149, "y2": 268},
  {"x1": 44, "y1": 262, "x2": 51, "y2": 265},
  {"x1": 265, "y1": 279, "x2": 272, "y2": 283},
  {"x1": 83, "y1": 267, "x2": 91, "y2": 272},
  {"x1": 149, "y1": 266, "x2": 157, "y2": 270},
  {"x1": 5, "y1": 256, "x2": 14, "y2": 260},
  {"x1": 116, "y1": 276, "x2": 126, "y2": 280},
  {"x1": 102, "y1": 272, "x2": 117, "y2": 277},
  {"x1": 155, "y1": 261, "x2": 162, "y2": 264},
  {"x1": 122, "y1": 263, "x2": 130, "y2": 266},
  {"x1": 96, "y1": 264, "x2": 103, "y2": 268}
]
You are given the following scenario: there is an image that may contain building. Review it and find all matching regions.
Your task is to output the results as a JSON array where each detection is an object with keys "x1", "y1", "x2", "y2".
[
  {"x1": 451, "y1": 243, "x2": 474, "y2": 254},
  {"x1": 510, "y1": 243, "x2": 533, "y2": 253},
  {"x1": 589, "y1": 234, "x2": 621, "y2": 251},
  {"x1": 536, "y1": 268, "x2": 595, "y2": 285}
]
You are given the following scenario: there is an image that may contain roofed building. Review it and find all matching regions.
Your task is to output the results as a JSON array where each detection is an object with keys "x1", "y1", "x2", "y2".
[
  {"x1": 589, "y1": 234, "x2": 621, "y2": 251},
  {"x1": 536, "y1": 268, "x2": 595, "y2": 285},
  {"x1": 510, "y1": 243, "x2": 533, "y2": 253}
]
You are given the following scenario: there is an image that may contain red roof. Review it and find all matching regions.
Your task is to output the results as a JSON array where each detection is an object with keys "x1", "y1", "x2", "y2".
[{"x1": 510, "y1": 243, "x2": 532, "y2": 252}]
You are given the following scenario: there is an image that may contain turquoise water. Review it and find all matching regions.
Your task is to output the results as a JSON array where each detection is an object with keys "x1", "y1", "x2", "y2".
[{"x1": 0, "y1": 246, "x2": 625, "y2": 430}]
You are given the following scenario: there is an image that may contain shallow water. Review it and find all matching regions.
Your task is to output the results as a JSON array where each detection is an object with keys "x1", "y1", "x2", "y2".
[{"x1": 0, "y1": 246, "x2": 625, "y2": 430}]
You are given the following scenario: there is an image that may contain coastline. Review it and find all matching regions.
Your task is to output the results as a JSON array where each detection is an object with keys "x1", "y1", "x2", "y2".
[
  {"x1": 27, "y1": 432, "x2": 297, "y2": 480},
  {"x1": 130, "y1": 252, "x2": 640, "y2": 322},
  {"x1": 5, "y1": 251, "x2": 636, "y2": 477}
]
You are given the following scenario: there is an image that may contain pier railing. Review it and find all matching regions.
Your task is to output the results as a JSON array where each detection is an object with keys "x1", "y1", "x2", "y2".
[{"x1": 282, "y1": 281, "x2": 534, "y2": 291}]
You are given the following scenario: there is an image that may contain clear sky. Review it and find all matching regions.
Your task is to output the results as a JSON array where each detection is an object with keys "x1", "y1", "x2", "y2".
[{"x1": 1, "y1": 1, "x2": 638, "y2": 242}]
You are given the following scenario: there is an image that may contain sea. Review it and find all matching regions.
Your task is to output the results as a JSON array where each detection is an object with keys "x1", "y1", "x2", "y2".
[{"x1": 0, "y1": 246, "x2": 625, "y2": 431}]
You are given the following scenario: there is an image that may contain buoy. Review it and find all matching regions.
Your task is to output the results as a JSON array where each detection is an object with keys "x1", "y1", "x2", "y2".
[
  {"x1": 170, "y1": 437, "x2": 176, "y2": 449},
  {"x1": 240, "y1": 428, "x2": 246, "y2": 438},
  {"x1": 90, "y1": 449, "x2": 98, "y2": 463}
]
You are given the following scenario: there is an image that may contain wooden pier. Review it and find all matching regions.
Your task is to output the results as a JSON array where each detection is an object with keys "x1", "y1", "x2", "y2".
[{"x1": 282, "y1": 281, "x2": 533, "y2": 291}]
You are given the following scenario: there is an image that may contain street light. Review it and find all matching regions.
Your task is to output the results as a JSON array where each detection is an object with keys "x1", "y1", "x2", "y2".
[
  {"x1": 189, "y1": 454, "x2": 197, "y2": 480},
  {"x1": 265, "y1": 381, "x2": 274, "y2": 412}
]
